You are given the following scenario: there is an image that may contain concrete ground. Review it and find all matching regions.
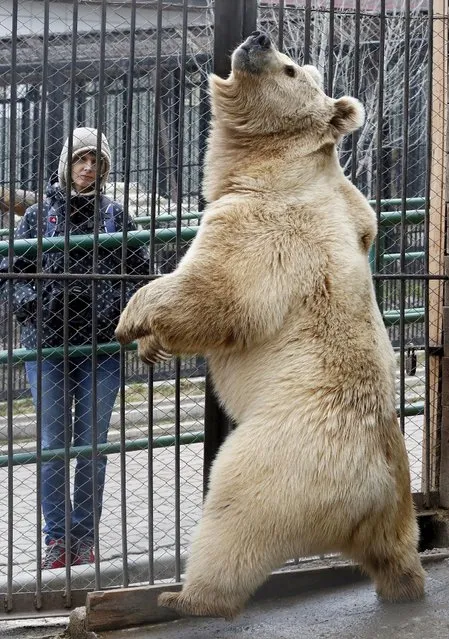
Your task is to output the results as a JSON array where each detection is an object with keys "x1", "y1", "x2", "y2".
[{"x1": 97, "y1": 559, "x2": 449, "y2": 639}]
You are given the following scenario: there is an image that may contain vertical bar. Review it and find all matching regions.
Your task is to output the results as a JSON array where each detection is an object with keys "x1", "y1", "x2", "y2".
[
  {"x1": 172, "y1": 0, "x2": 189, "y2": 584},
  {"x1": 146, "y1": 0, "x2": 163, "y2": 585},
  {"x1": 303, "y1": 0, "x2": 312, "y2": 65},
  {"x1": 399, "y1": 0, "x2": 411, "y2": 436},
  {"x1": 6, "y1": 0, "x2": 18, "y2": 612},
  {"x1": 243, "y1": 0, "x2": 257, "y2": 39},
  {"x1": 213, "y1": 0, "x2": 244, "y2": 79},
  {"x1": 34, "y1": 0, "x2": 51, "y2": 609},
  {"x1": 20, "y1": 94, "x2": 30, "y2": 190},
  {"x1": 203, "y1": 0, "x2": 257, "y2": 491},
  {"x1": 61, "y1": 0, "x2": 80, "y2": 605},
  {"x1": 46, "y1": 67, "x2": 65, "y2": 179},
  {"x1": 278, "y1": 0, "x2": 285, "y2": 51},
  {"x1": 119, "y1": 0, "x2": 137, "y2": 588},
  {"x1": 374, "y1": 0, "x2": 386, "y2": 304},
  {"x1": 423, "y1": 0, "x2": 434, "y2": 504},
  {"x1": 76, "y1": 82, "x2": 86, "y2": 126},
  {"x1": 91, "y1": 0, "x2": 108, "y2": 591},
  {"x1": 197, "y1": 80, "x2": 210, "y2": 213},
  {"x1": 327, "y1": 0, "x2": 335, "y2": 95},
  {"x1": 122, "y1": 74, "x2": 128, "y2": 181},
  {"x1": 31, "y1": 90, "x2": 40, "y2": 192},
  {"x1": 350, "y1": 0, "x2": 361, "y2": 185}
]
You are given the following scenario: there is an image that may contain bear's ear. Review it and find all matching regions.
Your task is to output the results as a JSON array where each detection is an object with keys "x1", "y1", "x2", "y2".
[{"x1": 330, "y1": 97, "x2": 365, "y2": 136}]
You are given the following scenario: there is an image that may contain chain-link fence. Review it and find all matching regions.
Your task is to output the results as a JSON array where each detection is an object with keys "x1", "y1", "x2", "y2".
[{"x1": 0, "y1": 0, "x2": 446, "y2": 618}]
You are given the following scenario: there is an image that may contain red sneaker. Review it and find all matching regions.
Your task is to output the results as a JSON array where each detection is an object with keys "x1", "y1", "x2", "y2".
[
  {"x1": 42, "y1": 539, "x2": 66, "y2": 569},
  {"x1": 72, "y1": 541, "x2": 94, "y2": 566}
]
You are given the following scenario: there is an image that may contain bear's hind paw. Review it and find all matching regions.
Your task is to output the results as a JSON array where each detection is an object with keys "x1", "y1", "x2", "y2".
[
  {"x1": 158, "y1": 592, "x2": 182, "y2": 611},
  {"x1": 158, "y1": 590, "x2": 240, "y2": 620}
]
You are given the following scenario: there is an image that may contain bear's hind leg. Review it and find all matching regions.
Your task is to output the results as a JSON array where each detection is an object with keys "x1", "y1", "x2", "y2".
[
  {"x1": 158, "y1": 428, "x2": 291, "y2": 618},
  {"x1": 348, "y1": 507, "x2": 425, "y2": 602},
  {"x1": 158, "y1": 503, "x2": 286, "y2": 619}
]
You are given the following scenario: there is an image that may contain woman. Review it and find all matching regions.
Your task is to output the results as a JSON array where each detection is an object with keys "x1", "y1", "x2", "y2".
[{"x1": 1, "y1": 128, "x2": 149, "y2": 569}]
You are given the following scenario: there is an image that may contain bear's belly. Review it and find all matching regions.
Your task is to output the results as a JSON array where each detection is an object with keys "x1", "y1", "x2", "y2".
[{"x1": 207, "y1": 330, "x2": 395, "y2": 426}]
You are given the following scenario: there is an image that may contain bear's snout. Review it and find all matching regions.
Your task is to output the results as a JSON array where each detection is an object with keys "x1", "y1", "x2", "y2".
[
  {"x1": 248, "y1": 31, "x2": 271, "y2": 50},
  {"x1": 241, "y1": 31, "x2": 271, "y2": 52},
  {"x1": 232, "y1": 31, "x2": 272, "y2": 74}
]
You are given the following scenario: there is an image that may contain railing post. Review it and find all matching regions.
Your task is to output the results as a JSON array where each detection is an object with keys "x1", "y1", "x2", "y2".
[
  {"x1": 441, "y1": 260, "x2": 449, "y2": 506},
  {"x1": 203, "y1": 0, "x2": 257, "y2": 493},
  {"x1": 425, "y1": 0, "x2": 447, "y2": 503}
]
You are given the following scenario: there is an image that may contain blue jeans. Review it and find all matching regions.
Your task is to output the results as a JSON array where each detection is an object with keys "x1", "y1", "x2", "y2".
[{"x1": 25, "y1": 355, "x2": 121, "y2": 546}]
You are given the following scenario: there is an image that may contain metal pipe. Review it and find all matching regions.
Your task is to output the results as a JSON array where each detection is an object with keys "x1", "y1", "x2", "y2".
[
  {"x1": 0, "y1": 432, "x2": 205, "y2": 468},
  {"x1": 0, "y1": 228, "x2": 199, "y2": 257}
]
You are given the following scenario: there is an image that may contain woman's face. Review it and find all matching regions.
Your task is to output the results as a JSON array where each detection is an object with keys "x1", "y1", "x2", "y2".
[{"x1": 71, "y1": 151, "x2": 100, "y2": 193}]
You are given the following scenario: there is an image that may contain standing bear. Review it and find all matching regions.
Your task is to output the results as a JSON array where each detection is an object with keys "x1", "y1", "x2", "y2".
[{"x1": 115, "y1": 32, "x2": 425, "y2": 618}]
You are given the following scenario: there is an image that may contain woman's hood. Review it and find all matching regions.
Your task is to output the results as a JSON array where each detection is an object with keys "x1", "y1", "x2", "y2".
[{"x1": 57, "y1": 127, "x2": 112, "y2": 195}]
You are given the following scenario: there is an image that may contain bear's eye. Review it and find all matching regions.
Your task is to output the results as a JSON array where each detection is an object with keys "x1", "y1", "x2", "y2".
[{"x1": 284, "y1": 65, "x2": 296, "y2": 78}]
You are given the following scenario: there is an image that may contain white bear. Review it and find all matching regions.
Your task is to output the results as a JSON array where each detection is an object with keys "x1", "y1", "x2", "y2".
[{"x1": 115, "y1": 31, "x2": 425, "y2": 619}]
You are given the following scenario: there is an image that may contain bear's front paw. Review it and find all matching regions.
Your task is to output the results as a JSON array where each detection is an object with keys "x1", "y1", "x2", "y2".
[
  {"x1": 115, "y1": 307, "x2": 148, "y2": 345},
  {"x1": 158, "y1": 590, "x2": 241, "y2": 620},
  {"x1": 138, "y1": 334, "x2": 172, "y2": 365}
]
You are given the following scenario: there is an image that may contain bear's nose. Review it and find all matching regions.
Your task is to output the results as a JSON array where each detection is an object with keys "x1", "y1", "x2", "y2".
[{"x1": 251, "y1": 32, "x2": 271, "y2": 49}]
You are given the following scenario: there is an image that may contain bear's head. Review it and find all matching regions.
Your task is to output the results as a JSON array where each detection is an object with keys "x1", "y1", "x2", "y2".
[{"x1": 209, "y1": 31, "x2": 364, "y2": 141}]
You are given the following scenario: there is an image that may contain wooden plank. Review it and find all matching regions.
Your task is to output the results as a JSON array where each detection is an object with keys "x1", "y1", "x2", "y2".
[
  {"x1": 440, "y1": 405, "x2": 449, "y2": 506},
  {"x1": 85, "y1": 567, "x2": 368, "y2": 632},
  {"x1": 423, "y1": 0, "x2": 447, "y2": 497},
  {"x1": 86, "y1": 583, "x2": 181, "y2": 632},
  {"x1": 443, "y1": 307, "x2": 449, "y2": 355}
]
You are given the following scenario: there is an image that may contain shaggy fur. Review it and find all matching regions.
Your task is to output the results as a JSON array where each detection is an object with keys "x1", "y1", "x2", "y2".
[{"x1": 115, "y1": 33, "x2": 425, "y2": 619}]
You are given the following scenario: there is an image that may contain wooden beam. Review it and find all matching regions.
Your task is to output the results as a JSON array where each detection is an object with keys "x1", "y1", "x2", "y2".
[
  {"x1": 424, "y1": 0, "x2": 447, "y2": 499},
  {"x1": 85, "y1": 583, "x2": 181, "y2": 632}
]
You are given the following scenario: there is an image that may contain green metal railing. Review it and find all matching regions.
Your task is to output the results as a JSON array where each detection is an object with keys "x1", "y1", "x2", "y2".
[
  {"x1": 0, "y1": 432, "x2": 205, "y2": 468},
  {"x1": 0, "y1": 227, "x2": 198, "y2": 257}
]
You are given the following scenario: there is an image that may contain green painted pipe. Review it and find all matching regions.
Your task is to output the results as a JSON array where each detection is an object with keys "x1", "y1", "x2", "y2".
[
  {"x1": 402, "y1": 401, "x2": 424, "y2": 417},
  {"x1": 368, "y1": 197, "x2": 425, "y2": 208},
  {"x1": 0, "y1": 341, "x2": 136, "y2": 364},
  {"x1": 378, "y1": 210, "x2": 425, "y2": 226},
  {"x1": 0, "y1": 431, "x2": 205, "y2": 468},
  {"x1": 0, "y1": 227, "x2": 199, "y2": 257},
  {"x1": 0, "y1": 210, "x2": 427, "y2": 242},
  {"x1": 382, "y1": 308, "x2": 425, "y2": 327},
  {"x1": 134, "y1": 212, "x2": 201, "y2": 225},
  {"x1": 382, "y1": 251, "x2": 424, "y2": 265}
]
